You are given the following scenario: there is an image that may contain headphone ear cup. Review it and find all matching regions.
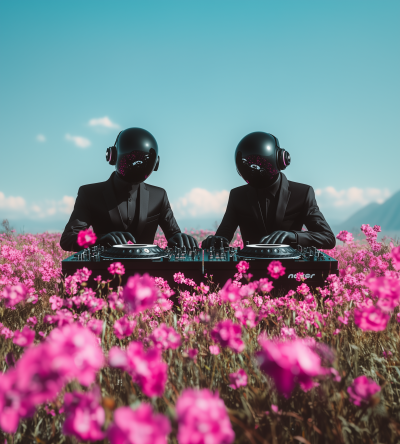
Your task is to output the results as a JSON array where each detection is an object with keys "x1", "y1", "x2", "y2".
[
  {"x1": 106, "y1": 146, "x2": 117, "y2": 165},
  {"x1": 277, "y1": 148, "x2": 290, "y2": 170}
]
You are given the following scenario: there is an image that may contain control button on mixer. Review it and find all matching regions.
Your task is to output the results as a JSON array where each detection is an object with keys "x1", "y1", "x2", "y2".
[{"x1": 144, "y1": 248, "x2": 150, "y2": 253}]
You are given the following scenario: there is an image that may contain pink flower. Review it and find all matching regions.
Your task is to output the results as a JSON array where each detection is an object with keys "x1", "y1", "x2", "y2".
[
  {"x1": 354, "y1": 306, "x2": 390, "y2": 331},
  {"x1": 229, "y1": 369, "x2": 247, "y2": 389},
  {"x1": 236, "y1": 261, "x2": 249, "y2": 274},
  {"x1": 113, "y1": 316, "x2": 136, "y2": 339},
  {"x1": 1, "y1": 284, "x2": 28, "y2": 308},
  {"x1": 267, "y1": 261, "x2": 286, "y2": 279},
  {"x1": 259, "y1": 278, "x2": 274, "y2": 292},
  {"x1": 13, "y1": 326, "x2": 35, "y2": 347},
  {"x1": 49, "y1": 295, "x2": 63, "y2": 311},
  {"x1": 391, "y1": 245, "x2": 400, "y2": 270},
  {"x1": 74, "y1": 267, "x2": 92, "y2": 283},
  {"x1": 199, "y1": 312, "x2": 210, "y2": 323},
  {"x1": 109, "y1": 342, "x2": 167, "y2": 397},
  {"x1": 77, "y1": 228, "x2": 97, "y2": 248},
  {"x1": 209, "y1": 345, "x2": 220, "y2": 355},
  {"x1": 333, "y1": 329, "x2": 341, "y2": 335},
  {"x1": 108, "y1": 262, "x2": 125, "y2": 275},
  {"x1": 211, "y1": 320, "x2": 244, "y2": 353},
  {"x1": 27, "y1": 316, "x2": 37, "y2": 326},
  {"x1": 123, "y1": 274, "x2": 159, "y2": 314},
  {"x1": 63, "y1": 387, "x2": 105, "y2": 441},
  {"x1": 107, "y1": 404, "x2": 170, "y2": 444},
  {"x1": 297, "y1": 283, "x2": 310, "y2": 295},
  {"x1": 149, "y1": 323, "x2": 181, "y2": 350},
  {"x1": 47, "y1": 324, "x2": 104, "y2": 386},
  {"x1": 1, "y1": 326, "x2": 14, "y2": 339},
  {"x1": 347, "y1": 375, "x2": 380, "y2": 406},
  {"x1": 256, "y1": 338, "x2": 324, "y2": 397},
  {"x1": 280, "y1": 327, "x2": 297, "y2": 340},
  {"x1": 176, "y1": 389, "x2": 235, "y2": 444},
  {"x1": 235, "y1": 307, "x2": 257, "y2": 328},
  {"x1": 187, "y1": 348, "x2": 198, "y2": 362},
  {"x1": 219, "y1": 279, "x2": 242, "y2": 303},
  {"x1": 87, "y1": 319, "x2": 104, "y2": 336},
  {"x1": 336, "y1": 230, "x2": 353, "y2": 243}
]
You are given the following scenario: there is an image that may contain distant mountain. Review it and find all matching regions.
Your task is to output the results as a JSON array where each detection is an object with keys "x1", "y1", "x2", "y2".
[{"x1": 333, "y1": 190, "x2": 400, "y2": 234}]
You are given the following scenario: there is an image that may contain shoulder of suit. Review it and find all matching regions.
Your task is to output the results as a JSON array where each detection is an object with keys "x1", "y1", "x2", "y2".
[
  {"x1": 229, "y1": 184, "x2": 249, "y2": 195},
  {"x1": 78, "y1": 179, "x2": 110, "y2": 194},
  {"x1": 143, "y1": 183, "x2": 166, "y2": 194},
  {"x1": 287, "y1": 180, "x2": 313, "y2": 193}
]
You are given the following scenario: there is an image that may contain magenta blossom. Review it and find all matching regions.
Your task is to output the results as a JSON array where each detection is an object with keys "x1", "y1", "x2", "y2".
[
  {"x1": 47, "y1": 324, "x2": 104, "y2": 386},
  {"x1": 211, "y1": 320, "x2": 244, "y2": 353},
  {"x1": 63, "y1": 387, "x2": 105, "y2": 441},
  {"x1": 219, "y1": 279, "x2": 242, "y2": 303},
  {"x1": 149, "y1": 323, "x2": 181, "y2": 350},
  {"x1": 176, "y1": 389, "x2": 235, "y2": 444},
  {"x1": 347, "y1": 375, "x2": 381, "y2": 406},
  {"x1": 1, "y1": 284, "x2": 28, "y2": 308},
  {"x1": 336, "y1": 230, "x2": 353, "y2": 243},
  {"x1": 108, "y1": 262, "x2": 125, "y2": 275},
  {"x1": 236, "y1": 260, "x2": 249, "y2": 274},
  {"x1": 13, "y1": 326, "x2": 35, "y2": 347},
  {"x1": 391, "y1": 245, "x2": 400, "y2": 270},
  {"x1": 209, "y1": 345, "x2": 220, "y2": 355},
  {"x1": 229, "y1": 369, "x2": 248, "y2": 389},
  {"x1": 123, "y1": 273, "x2": 159, "y2": 314},
  {"x1": 77, "y1": 228, "x2": 97, "y2": 248},
  {"x1": 259, "y1": 278, "x2": 274, "y2": 292},
  {"x1": 109, "y1": 342, "x2": 167, "y2": 397},
  {"x1": 49, "y1": 295, "x2": 63, "y2": 311},
  {"x1": 27, "y1": 316, "x2": 37, "y2": 326},
  {"x1": 87, "y1": 319, "x2": 104, "y2": 336},
  {"x1": 256, "y1": 338, "x2": 324, "y2": 397},
  {"x1": 354, "y1": 305, "x2": 390, "y2": 331},
  {"x1": 267, "y1": 261, "x2": 286, "y2": 279},
  {"x1": 113, "y1": 316, "x2": 136, "y2": 339},
  {"x1": 108, "y1": 404, "x2": 170, "y2": 444},
  {"x1": 187, "y1": 348, "x2": 199, "y2": 362}
]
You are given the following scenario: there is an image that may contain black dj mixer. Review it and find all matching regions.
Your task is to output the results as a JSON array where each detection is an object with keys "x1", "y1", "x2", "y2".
[{"x1": 62, "y1": 243, "x2": 338, "y2": 295}]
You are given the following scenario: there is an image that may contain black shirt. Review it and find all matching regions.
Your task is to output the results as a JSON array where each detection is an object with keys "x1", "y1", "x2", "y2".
[
  {"x1": 113, "y1": 173, "x2": 140, "y2": 231},
  {"x1": 256, "y1": 173, "x2": 281, "y2": 233}
]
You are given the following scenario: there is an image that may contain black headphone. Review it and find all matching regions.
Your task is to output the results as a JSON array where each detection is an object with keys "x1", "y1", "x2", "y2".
[
  {"x1": 105, "y1": 131, "x2": 121, "y2": 166},
  {"x1": 273, "y1": 135, "x2": 291, "y2": 171}
]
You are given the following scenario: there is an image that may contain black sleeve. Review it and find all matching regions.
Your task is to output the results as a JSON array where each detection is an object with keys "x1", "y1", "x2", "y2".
[
  {"x1": 215, "y1": 190, "x2": 239, "y2": 242},
  {"x1": 60, "y1": 187, "x2": 92, "y2": 252},
  {"x1": 293, "y1": 186, "x2": 336, "y2": 249},
  {"x1": 158, "y1": 190, "x2": 181, "y2": 241}
]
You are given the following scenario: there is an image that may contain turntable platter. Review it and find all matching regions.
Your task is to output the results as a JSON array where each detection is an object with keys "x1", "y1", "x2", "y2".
[
  {"x1": 101, "y1": 244, "x2": 168, "y2": 260},
  {"x1": 237, "y1": 244, "x2": 301, "y2": 260}
]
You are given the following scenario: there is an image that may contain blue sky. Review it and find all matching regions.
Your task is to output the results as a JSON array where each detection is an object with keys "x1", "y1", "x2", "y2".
[{"x1": 0, "y1": 1, "x2": 399, "y2": 233}]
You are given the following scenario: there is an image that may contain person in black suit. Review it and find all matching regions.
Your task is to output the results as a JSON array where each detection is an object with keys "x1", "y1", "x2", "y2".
[
  {"x1": 60, "y1": 128, "x2": 198, "y2": 252},
  {"x1": 202, "y1": 132, "x2": 335, "y2": 250}
]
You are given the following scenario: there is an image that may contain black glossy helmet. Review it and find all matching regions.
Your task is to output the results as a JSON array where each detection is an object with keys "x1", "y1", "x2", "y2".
[
  {"x1": 106, "y1": 128, "x2": 160, "y2": 183},
  {"x1": 235, "y1": 132, "x2": 291, "y2": 188}
]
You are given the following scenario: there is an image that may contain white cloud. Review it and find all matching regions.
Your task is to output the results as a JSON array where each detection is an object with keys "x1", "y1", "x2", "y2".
[
  {"x1": 0, "y1": 192, "x2": 26, "y2": 210},
  {"x1": 88, "y1": 116, "x2": 119, "y2": 129},
  {"x1": 65, "y1": 133, "x2": 91, "y2": 149},
  {"x1": 0, "y1": 192, "x2": 75, "y2": 219},
  {"x1": 36, "y1": 134, "x2": 46, "y2": 142},
  {"x1": 172, "y1": 188, "x2": 229, "y2": 218},
  {"x1": 315, "y1": 186, "x2": 391, "y2": 209}
]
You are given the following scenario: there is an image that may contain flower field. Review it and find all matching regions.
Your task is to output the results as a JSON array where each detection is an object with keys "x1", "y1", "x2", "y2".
[{"x1": 1, "y1": 222, "x2": 400, "y2": 444}]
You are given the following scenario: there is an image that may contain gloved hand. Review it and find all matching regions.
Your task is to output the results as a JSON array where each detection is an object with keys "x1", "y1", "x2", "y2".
[
  {"x1": 168, "y1": 233, "x2": 199, "y2": 249},
  {"x1": 201, "y1": 235, "x2": 229, "y2": 249},
  {"x1": 259, "y1": 231, "x2": 296, "y2": 245},
  {"x1": 98, "y1": 232, "x2": 136, "y2": 248}
]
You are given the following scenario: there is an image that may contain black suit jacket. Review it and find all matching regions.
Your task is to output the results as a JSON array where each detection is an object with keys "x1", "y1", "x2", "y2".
[
  {"x1": 216, "y1": 174, "x2": 336, "y2": 249},
  {"x1": 60, "y1": 173, "x2": 180, "y2": 252}
]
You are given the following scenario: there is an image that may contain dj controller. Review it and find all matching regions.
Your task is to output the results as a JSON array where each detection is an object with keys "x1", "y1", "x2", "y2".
[{"x1": 62, "y1": 243, "x2": 338, "y2": 295}]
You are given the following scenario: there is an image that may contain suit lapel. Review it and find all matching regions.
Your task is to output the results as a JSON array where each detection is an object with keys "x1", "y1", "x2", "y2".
[
  {"x1": 276, "y1": 173, "x2": 291, "y2": 227},
  {"x1": 245, "y1": 186, "x2": 267, "y2": 235},
  {"x1": 102, "y1": 173, "x2": 125, "y2": 231},
  {"x1": 136, "y1": 182, "x2": 149, "y2": 238}
]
